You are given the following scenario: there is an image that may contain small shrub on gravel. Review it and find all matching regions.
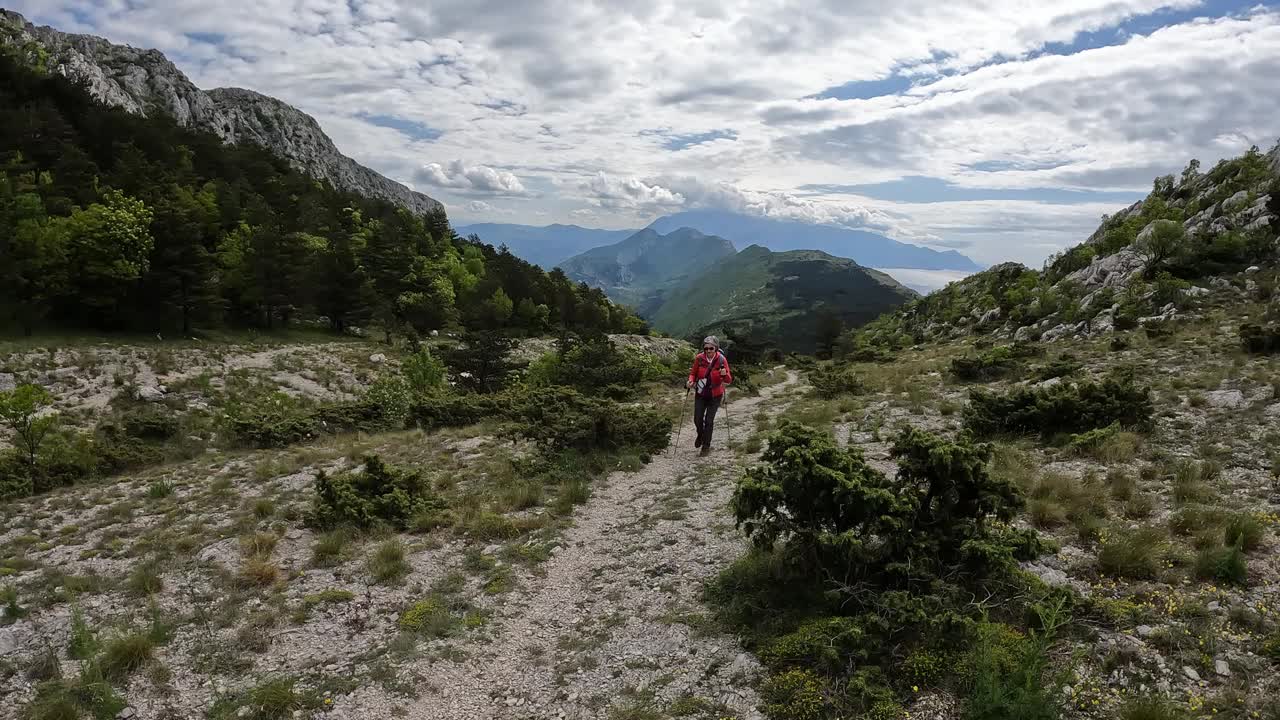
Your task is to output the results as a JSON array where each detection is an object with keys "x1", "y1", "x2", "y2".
[
  {"x1": 310, "y1": 529, "x2": 351, "y2": 567},
  {"x1": 1223, "y1": 512, "x2": 1265, "y2": 552},
  {"x1": 208, "y1": 677, "x2": 313, "y2": 720},
  {"x1": 964, "y1": 367, "x2": 1153, "y2": 438},
  {"x1": 23, "y1": 670, "x2": 126, "y2": 720},
  {"x1": 1195, "y1": 544, "x2": 1248, "y2": 586},
  {"x1": 1239, "y1": 323, "x2": 1280, "y2": 354},
  {"x1": 808, "y1": 365, "x2": 865, "y2": 396},
  {"x1": 308, "y1": 455, "x2": 447, "y2": 530},
  {"x1": 949, "y1": 344, "x2": 1041, "y2": 382},
  {"x1": 238, "y1": 558, "x2": 280, "y2": 589},
  {"x1": 126, "y1": 562, "x2": 164, "y2": 597},
  {"x1": 1262, "y1": 630, "x2": 1280, "y2": 661},
  {"x1": 399, "y1": 596, "x2": 459, "y2": 638},
  {"x1": 1120, "y1": 696, "x2": 1189, "y2": 720}
]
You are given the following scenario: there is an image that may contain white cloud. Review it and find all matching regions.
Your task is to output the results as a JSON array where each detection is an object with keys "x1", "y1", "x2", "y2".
[
  {"x1": 579, "y1": 173, "x2": 685, "y2": 211},
  {"x1": 416, "y1": 160, "x2": 527, "y2": 194},
  {"x1": 15, "y1": 0, "x2": 1280, "y2": 267},
  {"x1": 463, "y1": 200, "x2": 513, "y2": 215}
]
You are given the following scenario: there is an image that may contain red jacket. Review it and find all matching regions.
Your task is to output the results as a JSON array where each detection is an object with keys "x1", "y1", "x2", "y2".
[{"x1": 688, "y1": 351, "x2": 732, "y2": 398}]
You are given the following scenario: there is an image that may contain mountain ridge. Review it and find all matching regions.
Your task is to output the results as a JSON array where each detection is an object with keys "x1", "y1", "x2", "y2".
[
  {"x1": 651, "y1": 244, "x2": 918, "y2": 353},
  {"x1": 454, "y1": 222, "x2": 636, "y2": 269},
  {"x1": 560, "y1": 227, "x2": 737, "y2": 314},
  {"x1": 457, "y1": 209, "x2": 982, "y2": 279},
  {"x1": 0, "y1": 9, "x2": 442, "y2": 216}
]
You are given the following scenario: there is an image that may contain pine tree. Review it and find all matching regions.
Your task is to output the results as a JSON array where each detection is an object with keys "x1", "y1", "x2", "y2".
[{"x1": 145, "y1": 184, "x2": 221, "y2": 334}]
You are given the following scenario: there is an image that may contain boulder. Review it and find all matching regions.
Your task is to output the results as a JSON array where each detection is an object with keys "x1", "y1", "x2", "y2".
[
  {"x1": 1214, "y1": 659, "x2": 1230, "y2": 677},
  {"x1": 979, "y1": 308, "x2": 1002, "y2": 325},
  {"x1": 0, "y1": 372, "x2": 14, "y2": 392},
  {"x1": 1204, "y1": 390, "x2": 1245, "y2": 409},
  {"x1": 134, "y1": 384, "x2": 166, "y2": 402},
  {"x1": 369, "y1": 353, "x2": 387, "y2": 364},
  {"x1": 1246, "y1": 265, "x2": 1262, "y2": 274},
  {"x1": 1223, "y1": 189, "x2": 1251, "y2": 212},
  {"x1": 1064, "y1": 249, "x2": 1144, "y2": 292},
  {"x1": 1181, "y1": 286, "x2": 1210, "y2": 298},
  {"x1": 1013, "y1": 325, "x2": 1034, "y2": 342}
]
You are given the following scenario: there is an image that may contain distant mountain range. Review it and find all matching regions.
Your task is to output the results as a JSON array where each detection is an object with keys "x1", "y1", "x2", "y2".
[
  {"x1": 558, "y1": 228, "x2": 736, "y2": 315},
  {"x1": 454, "y1": 223, "x2": 634, "y2": 269},
  {"x1": 648, "y1": 210, "x2": 980, "y2": 271},
  {"x1": 650, "y1": 245, "x2": 918, "y2": 353},
  {"x1": 461, "y1": 209, "x2": 980, "y2": 274}
]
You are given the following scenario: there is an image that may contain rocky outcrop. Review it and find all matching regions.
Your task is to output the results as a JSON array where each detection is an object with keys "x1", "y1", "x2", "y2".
[{"x1": 0, "y1": 10, "x2": 441, "y2": 216}]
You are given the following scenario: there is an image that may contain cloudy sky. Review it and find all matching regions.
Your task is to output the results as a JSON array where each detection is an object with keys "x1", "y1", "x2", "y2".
[{"x1": 13, "y1": 0, "x2": 1280, "y2": 267}]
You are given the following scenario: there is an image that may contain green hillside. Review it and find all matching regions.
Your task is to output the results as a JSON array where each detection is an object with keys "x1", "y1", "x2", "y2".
[
  {"x1": 651, "y1": 245, "x2": 918, "y2": 354},
  {"x1": 0, "y1": 51, "x2": 643, "y2": 339},
  {"x1": 560, "y1": 227, "x2": 736, "y2": 314}
]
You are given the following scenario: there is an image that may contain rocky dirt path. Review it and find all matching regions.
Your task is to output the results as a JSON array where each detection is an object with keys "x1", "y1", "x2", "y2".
[{"x1": 371, "y1": 371, "x2": 803, "y2": 720}]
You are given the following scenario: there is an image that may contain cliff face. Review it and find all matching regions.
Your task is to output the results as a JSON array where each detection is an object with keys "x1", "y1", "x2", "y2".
[{"x1": 0, "y1": 9, "x2": 441, "y2": 216}]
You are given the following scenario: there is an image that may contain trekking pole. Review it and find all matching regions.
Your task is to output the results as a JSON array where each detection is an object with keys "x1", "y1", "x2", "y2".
[
  {"x1": 670, "y1": 387, "x2": 691, "y2": 456},
  {"x1": 723, "y1": 388, "x2": 732, "y2": 447}
]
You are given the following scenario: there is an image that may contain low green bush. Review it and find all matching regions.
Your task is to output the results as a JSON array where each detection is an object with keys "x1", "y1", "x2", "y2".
[
  {"x1": 949, "y1": 344, "x2": 1040, "y2": 381},
  {"x1": 808, "y1": 365, "x2": 865, "y2": 396},
  {"x1": 1195, "y1": 544, "x2": 1248, "y2": 586},
  {"x1": 308, "y1": 455, "x2": 448, "y2": 530},
  {"x1": 1240, "y1": 323, "x2": 1280, "y2": 354},
  {"x1": 964, "y1": 368, "x2": 1153, "y2": 438}
]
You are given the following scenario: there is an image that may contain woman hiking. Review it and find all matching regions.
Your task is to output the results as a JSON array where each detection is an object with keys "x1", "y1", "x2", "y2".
[{"x1": 686, "y1": 336, "x2": 732, "y2": 456}]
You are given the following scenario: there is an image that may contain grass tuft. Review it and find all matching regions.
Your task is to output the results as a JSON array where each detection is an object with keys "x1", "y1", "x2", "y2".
[
  {"x1": 99, "y1": 632, "x2": 156, "y2": 681},
  {"x1": 1098, "y1": 527, "x2": 1166, "y2": 579},
  {"x1": 369, "y1": 539, "x2": 410, "y2": 585}
]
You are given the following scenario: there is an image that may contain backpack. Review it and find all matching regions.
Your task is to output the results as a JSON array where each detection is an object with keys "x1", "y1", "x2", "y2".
[{"x1": 695, "y1": 352, "x2": 724, "y2": 398}]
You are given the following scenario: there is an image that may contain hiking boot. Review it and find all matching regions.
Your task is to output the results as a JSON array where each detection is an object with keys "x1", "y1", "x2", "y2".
[
  {"x1": 699, "y1": 446, "x2": 711, "y2": 457},
  {"x1": 694, "y1": 434, "x2": 703, "y2": 448}
]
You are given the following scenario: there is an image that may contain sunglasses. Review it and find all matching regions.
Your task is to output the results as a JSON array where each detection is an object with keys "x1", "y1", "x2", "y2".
[{"x1": 703, "y1": 347, "x2": 715, "y2": 351}]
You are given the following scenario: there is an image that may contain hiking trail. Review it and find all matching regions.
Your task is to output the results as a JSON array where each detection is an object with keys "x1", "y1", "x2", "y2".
[{"x1": 364, "y1": 370, "x2": 803, "y2": 720}]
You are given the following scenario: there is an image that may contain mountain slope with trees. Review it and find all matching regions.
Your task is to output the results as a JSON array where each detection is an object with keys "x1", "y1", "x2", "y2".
[
  {"x1": 848, "y1": 144, "x2": 1280, "y2": 353},
  {"x1": 0, "y1": 50, "x2": 645, "y2": 338},
  {"x1": 453, "y1": 222, "x2": 636, "y2": 269},
  {"x1": 0, "y1": 9, "x2": 441, "y2": 216},
  {"x1": 651, "y1": 245, "x2": 917, "y2": 354},
  {"x1": 559, "y1": 227, "x2": 737, "y2": 315}
]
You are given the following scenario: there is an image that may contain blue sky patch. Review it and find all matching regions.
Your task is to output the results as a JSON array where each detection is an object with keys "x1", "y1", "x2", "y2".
[
  {"x1": 660, "y1": 129, "x2": 738, "y2": 151},
  {"x1": 802, "y1": 176, "x2": 1145, "y2": 205},
  {"x1": 812, "y1": 74, "x2": 915, "y2": 101},
  {"x1": 357, "y1": 113, "x2": 443, "y2": 141},
  {"x1": 1025, "y1": 0, "x2": 1255, "y2": 60}
]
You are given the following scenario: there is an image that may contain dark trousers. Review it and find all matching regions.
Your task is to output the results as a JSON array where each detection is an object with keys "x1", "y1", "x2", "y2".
[{"x1": 694, "y1": 394, "x2": 723, "y2": 446}]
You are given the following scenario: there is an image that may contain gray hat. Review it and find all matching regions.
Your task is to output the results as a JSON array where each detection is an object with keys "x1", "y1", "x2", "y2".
[{"x1": 701, "y1": 336, "x2": 719, "y2": 349}]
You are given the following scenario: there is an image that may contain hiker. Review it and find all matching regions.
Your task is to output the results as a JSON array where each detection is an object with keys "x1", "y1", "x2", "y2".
[{"x1": 686, "y1": 336, "x2": 732, "y2": 456}]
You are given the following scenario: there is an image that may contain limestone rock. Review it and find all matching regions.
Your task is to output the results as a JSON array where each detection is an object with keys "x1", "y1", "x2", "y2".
[
  {"x1": 369, "y1": 353, "x2": 387, "y2": 364},
  {"x1": 1223, "y1": 189, "x2": 1251, "y2": 212},
  {"x1": 1204, "y1": 390, "x2": 1245, "y2": 409},
  {"x1": 0, "y1": 372, "x2": 14, "y2": 392},
  {"x1": 135, "y1": 384, "x2": 166, "y2": 402},
  {"x1": 1063, "y1": 249, "x2": 1144, "y2": 292},
  {"x1": 1214, "y1": 659, "x2": 1230, "y2": 677}
]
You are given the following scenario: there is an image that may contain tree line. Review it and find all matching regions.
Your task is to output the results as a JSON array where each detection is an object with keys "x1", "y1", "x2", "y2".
[{"x1": 0, "y1": 51, "x2": 646, "y2": 338}]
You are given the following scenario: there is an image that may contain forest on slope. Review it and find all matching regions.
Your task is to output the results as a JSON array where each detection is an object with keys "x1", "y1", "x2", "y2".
[{"x1": 0, "y1": 52, "x2": 645, "y2": 340}]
